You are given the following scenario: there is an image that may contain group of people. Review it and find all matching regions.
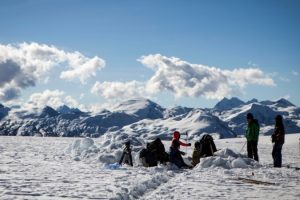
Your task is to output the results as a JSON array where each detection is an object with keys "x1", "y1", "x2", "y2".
[
  {"x1": 245, "y1": 113, "x2": 285, "y2": 167},
  {"x1": 119, "y1": 113, "x2": 285, "y2": 168}
]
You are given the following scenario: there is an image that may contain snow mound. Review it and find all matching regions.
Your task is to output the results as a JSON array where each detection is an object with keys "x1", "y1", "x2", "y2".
[
  {"x1": 196, "y1": 148, "x2": 260, "y2": 169},
  {"x1": 65, "y1": 132, "x2": 145, "y2": 164},
  {"x1": 65, "y1": 137, "x2": 99, "y2": 161}
]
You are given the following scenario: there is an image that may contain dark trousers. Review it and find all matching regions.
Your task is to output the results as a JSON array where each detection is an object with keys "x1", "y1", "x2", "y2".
[
  {"x1": 169, "y1": 147, "x2": 188, "y2": 168},
  {"x1": 247, "y1": 141, "x2": 259, "y2": 162},
  {"x1": 272, "y1": 143, "x2": 283, "y2": 167},
  {"x1": 119, "y1": 152, "x2": 133, "y2": 166}
]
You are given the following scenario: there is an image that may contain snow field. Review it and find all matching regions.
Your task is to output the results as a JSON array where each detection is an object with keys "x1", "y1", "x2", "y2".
[{"x1": 0, "y1": 134, "x2": 299, "y2": 199}]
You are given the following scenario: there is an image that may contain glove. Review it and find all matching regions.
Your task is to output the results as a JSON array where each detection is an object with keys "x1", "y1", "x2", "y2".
[{"x1": 188, "y1": 143, "x2": 191, "y2": 146}]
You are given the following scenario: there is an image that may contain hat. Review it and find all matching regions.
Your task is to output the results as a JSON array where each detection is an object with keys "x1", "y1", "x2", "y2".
[
  {"x1": 246, "y1": 113, "x2": 254, "y2": 119},
  {"x1": 275, "y1": 115, "x2": 283, "y2": 121},
  {"x1": 125, "y1": 141, "x2": 130, "y2": 146},
  {"x1": 173, "y1": 131, "x2": 180, "y2": 139}
]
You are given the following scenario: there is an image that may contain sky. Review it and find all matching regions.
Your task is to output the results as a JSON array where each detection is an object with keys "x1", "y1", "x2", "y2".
[{"x1": 0, "y1": 0, "x2": 299, "y2": 111}]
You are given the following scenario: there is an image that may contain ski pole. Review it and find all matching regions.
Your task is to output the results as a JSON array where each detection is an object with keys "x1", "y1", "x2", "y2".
[
  {"x1": 240, "y1": 141, "x2": 247, "y2": 153},
  {"x1": 186, "y1": 131, "x2": 188, "y2": 154}
]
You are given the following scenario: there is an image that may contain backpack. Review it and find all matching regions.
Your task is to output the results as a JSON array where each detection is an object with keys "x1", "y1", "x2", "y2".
[
  {"x1": 198, "y1": 134, "x2": 217, "y2": 157},
  {"x1": 139, "y1": 138, "x2": 169, "y2": 167}
]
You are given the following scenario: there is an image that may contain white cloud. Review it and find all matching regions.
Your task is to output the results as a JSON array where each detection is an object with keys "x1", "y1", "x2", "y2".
[
  {"x1": 60, "y1": 52, "x2": 105, "y2": 84},
  {"x1": 292, "y1": 71, "x2": 299, "y2": 76},
  {"x1": 279, "y1": 76, "x2": 290, "y2": 82},
  {"x1": 247, "y1": 61, "x2": 259, "y2": 67},
  {"x1": 138, "y1": 54, "x2": 275, "y2": 100},
  {"x1": 26, "y1": 89, "x2": 86, "y2": 111},
  {"x1": 223, "y1": 68, "x2": 276, "y2": 87},
  {"x1": 0, "y1": 42, "x2": 105, "y2": 101},
  {"x1": 91, "y1": 81, "x2": 147, "y2": 100},
  {"x1": 90, "y1": 54, "x2": 275, "y2": 101}
]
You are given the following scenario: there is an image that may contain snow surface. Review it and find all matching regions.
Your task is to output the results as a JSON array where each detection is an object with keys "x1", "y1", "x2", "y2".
[{"x1": 1, "y1": 134, "x2": 300, "y2": 199}]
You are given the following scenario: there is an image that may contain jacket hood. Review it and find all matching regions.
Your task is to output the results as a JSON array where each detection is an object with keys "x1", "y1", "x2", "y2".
[{"x1": 173, "y1": 131, "x2": 180, "y2": 140}]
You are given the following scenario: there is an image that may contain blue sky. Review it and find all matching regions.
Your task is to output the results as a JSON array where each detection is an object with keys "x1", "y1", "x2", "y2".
[{"x1": 0, "y1": 0, "x2": 299, "y2": 110}]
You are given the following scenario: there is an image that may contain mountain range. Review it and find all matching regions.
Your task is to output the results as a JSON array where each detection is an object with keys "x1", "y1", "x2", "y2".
[{"x1": 0, "y1": 97, "x2": 299, "y2": 140}]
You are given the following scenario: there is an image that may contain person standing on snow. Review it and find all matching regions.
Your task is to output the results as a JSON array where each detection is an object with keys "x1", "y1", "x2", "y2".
[
  {"x1": 271, "y1": 115, "x2": 285, "y2": 167},
  {"x1": 245, "y1": 113, "x2": 260, "y2": 161},
  {"x1": 169, "y1": 131, "x2": 192, "y2": 168}
]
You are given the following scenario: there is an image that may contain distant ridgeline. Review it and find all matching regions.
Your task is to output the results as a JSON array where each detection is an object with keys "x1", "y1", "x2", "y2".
[{"x1": 0, "y1": 98, "x2": 299, "y2": 139}]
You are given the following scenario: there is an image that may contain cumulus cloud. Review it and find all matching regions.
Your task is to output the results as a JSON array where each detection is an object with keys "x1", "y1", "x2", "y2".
[
  {"x1": 137, "y1": 54, "x2": 275, "y2": 99},
  {"x1": 91, "y1": 54, "x2": 275, "y2": 101},
  {"x1": 91, "y1": 81, "x2": 147, "y2": 100},
  {"x1": 27, "y1": 89, "x2": 86, "y2": 111},
  {"x1": 59, "y1": 52, "x2": 105, "y2": 83},
  {"x1": 0, "y1": 42, "x2": 105, "y2": 101}
]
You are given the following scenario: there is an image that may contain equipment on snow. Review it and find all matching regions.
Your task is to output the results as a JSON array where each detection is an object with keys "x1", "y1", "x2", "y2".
[
  {"x1": 192, "y1": 134, "x2": 217, "y2": 166},
  {"x1": 185, "y1": 131, "x2": 188, "y2": 154},
  {"x1": 119, "y1": 141, "x2": 133, "y2": 166},
  {"x1": 139, "y1": 138, "x2": 169, "y2": 167},
  {"x1": 198, "y1": 134, "x2": 217, "y2": 157},
  {"x1": 231, "y1": 177, "x2": 277, "y2": 186}
]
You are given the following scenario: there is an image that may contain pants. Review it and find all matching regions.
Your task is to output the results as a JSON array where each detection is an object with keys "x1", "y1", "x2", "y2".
[
  {"x1": 169, "y1": 147, "x2": 188, "y2": 168},
  {"x1": 272, "y1": 143, "x2": 283, "y2": 167},
  {"x1": 119, "y1": 152, "x2": 133, "y2": 166},
  {"x1": 247, "y1": 141, "x2": 259, "y2": 162}
]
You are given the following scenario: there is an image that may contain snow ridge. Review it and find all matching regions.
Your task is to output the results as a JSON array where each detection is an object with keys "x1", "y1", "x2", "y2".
[{"x1": 0, "y1": 97, "x2": 299, "y2": 139}]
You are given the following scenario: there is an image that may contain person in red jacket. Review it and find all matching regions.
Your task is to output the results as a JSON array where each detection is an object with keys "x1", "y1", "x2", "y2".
[
  {"x1": 171, "y1": 131, "x2": 191, "y2": 149},
  {"x1": 169, "y1": 131, "x2": 192, "y2": 168}
]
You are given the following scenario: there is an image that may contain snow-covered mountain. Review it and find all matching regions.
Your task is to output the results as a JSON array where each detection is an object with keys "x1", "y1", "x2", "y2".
[
  {"x1": 114, "y1": 108, "x2": 236, "y2": 141},
  {"x1": 213, "y1": 98, "x2": 300, "y2": 135},
  {"x1": 57, "y1": 105, "x2": 83, "y2": 114},
  {"x1": 0, "y1": 103, "x2": 10, "y2": 120},
  {"x1": 214, "y1": 97, "x2": 245, "y2": 111},
  {"x1": 0, "y1": 97, "x2": 299, "y2": 139},
  {"x1": 112, "y1": 98, "x2": 165, "y2": 119}
]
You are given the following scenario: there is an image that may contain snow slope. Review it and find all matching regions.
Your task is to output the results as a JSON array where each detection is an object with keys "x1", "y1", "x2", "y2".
[{"x1": 1, "y1": 134, "x2": 299, "y2": 199}]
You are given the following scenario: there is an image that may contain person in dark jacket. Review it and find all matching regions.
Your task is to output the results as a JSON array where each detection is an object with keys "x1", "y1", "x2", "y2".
[
  {"x1": 192, "y1": 141, "x2": 201, "y2": 166},
  {"x1": 119, "y1": 141, "x2": 133, "y2": 166},
  {"x1": 245, "y1": 113, "x2": 259, "y2": 161},
  {"x1": 271, "y1": 115, "x2": 285, "y2": 167},
  {"x1": 169, "y1": 131, "x2": 192, "y2": 168}
]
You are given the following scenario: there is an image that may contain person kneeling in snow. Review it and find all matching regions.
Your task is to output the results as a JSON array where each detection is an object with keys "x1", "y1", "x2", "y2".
[
  {"x1": 119, "y1": 141, "x2": 133, "y2": 166},
  {"x1": 169, "y1": 131, "x2": 192, "y2": 168},
  {"x1": 192, "y1": 141, "x2": 202, "y2": 166}
]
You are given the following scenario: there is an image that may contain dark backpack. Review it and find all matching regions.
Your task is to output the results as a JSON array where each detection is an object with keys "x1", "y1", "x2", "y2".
[
  {"x1": 139, "y1": 138, "x2": 169, "y2": 167},
  {"x1": 198, "y1": 134, "x2": 217, "y2": 157}
]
